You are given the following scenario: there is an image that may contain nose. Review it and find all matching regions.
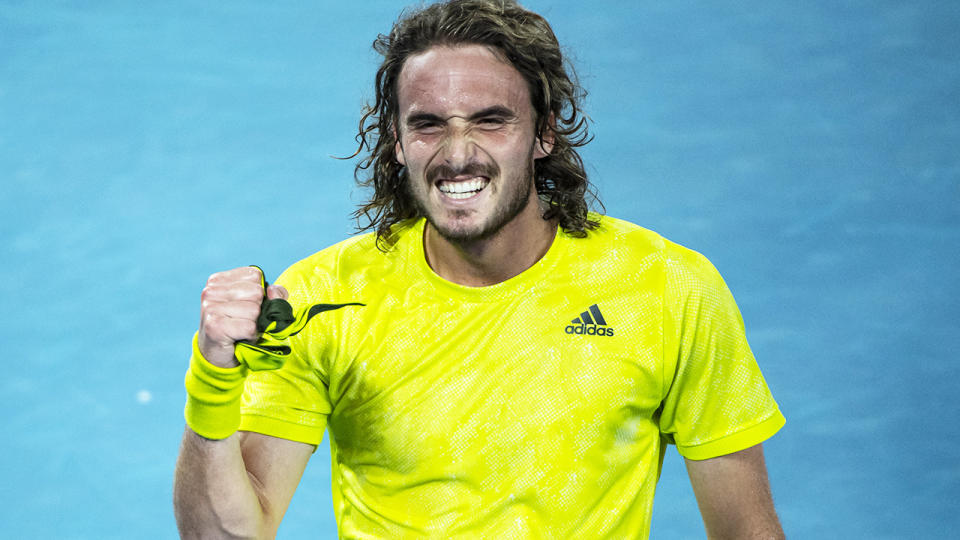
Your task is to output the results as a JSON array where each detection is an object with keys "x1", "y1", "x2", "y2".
[{"x1": 440, "y1": 121, "x2": 478, "y2": 169}]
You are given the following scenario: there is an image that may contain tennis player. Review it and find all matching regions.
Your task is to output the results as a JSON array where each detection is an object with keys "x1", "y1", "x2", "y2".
[{"x1": 174, "y1": 1, "x2": 786, "y2": 537}]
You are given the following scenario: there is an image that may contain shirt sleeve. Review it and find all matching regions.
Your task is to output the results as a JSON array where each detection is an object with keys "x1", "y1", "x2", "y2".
[
  {"x1": 238, "y1": 265, "x2": 333, "y2": 447},
  {"x1": 658, "y1": 243, "x2": 784, "y2": 460}
]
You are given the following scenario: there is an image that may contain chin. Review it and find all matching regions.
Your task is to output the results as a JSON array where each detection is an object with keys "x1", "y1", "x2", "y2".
[
  {"x1": 419, "y1": 183, "x2": 533, "y2": 244},
  {"x1": 430, "y1": 218, "x2": 493, "y2": 243}
]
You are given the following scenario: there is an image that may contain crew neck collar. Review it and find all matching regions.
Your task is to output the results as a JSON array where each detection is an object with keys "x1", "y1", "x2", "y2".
[{"x1": 409, "y1": 218, "x2": 567, "y2": 302}]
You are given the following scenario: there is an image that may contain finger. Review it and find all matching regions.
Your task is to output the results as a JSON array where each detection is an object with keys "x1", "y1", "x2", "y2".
[
  {"x1": 206, "y1": 266, "x2": 265, "y2": 287},
  {"x1": 201, "y1": 312, "x2": 260, "y2": 344},
  {"x1": 266, "y1": 285, "x2": 289, "y2": 301},
  {"x1": 203, "y1": 299, "x2": 263, "y2": 321},
  {"x1": 202, "y1": 280, "x2": 265, "y2": 304}
]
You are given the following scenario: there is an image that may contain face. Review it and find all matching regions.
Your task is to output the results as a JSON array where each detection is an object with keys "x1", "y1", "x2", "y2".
[{"x1": 394, "y1": 45, "x2": 552, "y2": 243}]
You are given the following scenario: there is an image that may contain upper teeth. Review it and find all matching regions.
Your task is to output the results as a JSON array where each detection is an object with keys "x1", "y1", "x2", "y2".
[{"x1": 438, "y1": 178, "x2": 487, "y2": 198}]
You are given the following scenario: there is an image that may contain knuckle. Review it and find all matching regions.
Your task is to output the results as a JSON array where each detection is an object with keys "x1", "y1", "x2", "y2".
[
  {"x1": 234, "y1": 289, "x2": 257, "y2": 304},
  {"x1": 201, "y1": 311, "x2": 219, "y2": 327},
  {"x1": 240, "y1": 319, "x2": 259, "y2": 338},
  {"x1": 248, "y1": 303, "x2": 264, "y2": 319},
  {"x1": 200, "y1": 297, "x2": 220, "y2": 312},
  {"x1": 199, "y1": 313, "x2": 217, "y2": 336},
  {"x1": 242, "y1": 281, "x2": 265, "y2": 299},
  {"x1": 241, "y1": 267, "x2": 262, "y2": 281}
]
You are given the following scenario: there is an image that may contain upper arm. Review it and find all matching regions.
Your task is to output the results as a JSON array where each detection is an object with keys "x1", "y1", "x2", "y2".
[
  {"x1": 659, "y1": 244, "x2": 785, "y2": 457},
  {"x1": 684, "y1": 443, "x2": 784, "y2": 540},
  {"x1": 238, "y1": 430, "x2": 316, "y2": 538}
]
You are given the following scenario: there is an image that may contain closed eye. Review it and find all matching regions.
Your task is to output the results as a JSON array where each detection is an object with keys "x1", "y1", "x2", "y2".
[
  {"x1": 414, "y1": 121, "x2": 442, "y2": 130},
  {"x1": 476, "y1": 116, "x2": 507, "y2": 128},
  {"x1": 408, "y1": 119, "x2": 444, "y2": 134},
  {"x1": 405, "y1": 112, "x2": 445, "y2": 134}
]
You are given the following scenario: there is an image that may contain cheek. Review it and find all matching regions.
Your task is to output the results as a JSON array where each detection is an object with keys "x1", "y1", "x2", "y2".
[
  {"x1": 399, "y1": 138, "x2": 441, "y2": 171},
  {"x1": 498, "y1": 137, "x2": 536, "y2": 166}
]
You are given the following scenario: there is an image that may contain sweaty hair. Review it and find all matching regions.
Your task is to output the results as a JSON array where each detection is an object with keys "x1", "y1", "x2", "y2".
[{"x1": 351, "y1": 0, "x2": 601, "y2": 247}]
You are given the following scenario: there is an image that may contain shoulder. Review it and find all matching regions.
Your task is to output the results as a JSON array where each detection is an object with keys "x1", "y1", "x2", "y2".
[
  {"x1": 578, "y1": 214, "x2": 728, "y2": 300},
  {"x1": 650, "y1": 233, "x2": 739, "y2": 323},
  {"x1": 563, "y1": 214, "x2": 668, "y2": 270},
  {"x1": 277, "y1": 234, "x2": 367, "y2": 292},
  {"x1": 577, "y1": 214, "x2": 667, "y2": 250},
  {"x1": 284, "y1": 232, "x2": 378, "y2": 278},
  {"x1": 275, "y1": 219, "x2": 421, "y2": 299},
  {"x1": 662, "y1": 238, "x2": 723, "y2": 292},
  {"x1": 575, "y1": 214, "x2": 714, "y2": 271},
  {"x1": 594, "y1": 215, "x2": 711, "y2": 269}
]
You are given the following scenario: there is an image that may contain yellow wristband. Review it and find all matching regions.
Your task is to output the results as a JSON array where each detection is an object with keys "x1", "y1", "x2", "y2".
[{"x1": 183, "y1": 332, "x2": 249, "y2": 440}]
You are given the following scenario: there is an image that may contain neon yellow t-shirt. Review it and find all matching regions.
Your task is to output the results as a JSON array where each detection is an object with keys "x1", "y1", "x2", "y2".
[{"x1": 239, "y1": 215, "x2": 784, "y2": 538}]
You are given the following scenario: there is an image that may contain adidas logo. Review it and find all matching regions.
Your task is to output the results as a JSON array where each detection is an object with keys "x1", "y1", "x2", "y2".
[{"x1": 565, "y1": 304, "x2": 615, "y2": 337}]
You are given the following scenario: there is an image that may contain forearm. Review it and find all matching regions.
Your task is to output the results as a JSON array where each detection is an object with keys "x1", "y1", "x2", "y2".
[
  {"x1": 173, "y1": 427, "x2": 268, "y2": 540},
  {"x1": 702, "y1": 515, "x2": 784, "y2": 540},
  {"x1": 701, "y1": 510, "x2": 784, "y2": 540},
  {"x1": 174, "y1": 270, "x2": 308, "y2": 538}
]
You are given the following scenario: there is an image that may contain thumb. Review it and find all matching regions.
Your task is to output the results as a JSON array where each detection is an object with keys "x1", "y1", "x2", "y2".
[{"x1": 266, "y1": 284, "x2": 289, "y2": 301}]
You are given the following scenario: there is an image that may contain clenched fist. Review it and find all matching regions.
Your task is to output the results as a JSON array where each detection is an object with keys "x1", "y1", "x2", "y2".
[{"x1": 198, "y1": 266, "x2": 289, "y2": 368}]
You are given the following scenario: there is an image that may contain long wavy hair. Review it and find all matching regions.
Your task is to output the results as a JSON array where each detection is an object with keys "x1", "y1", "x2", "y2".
[{"x1": 350, "y1": 0, "x2": 601, "y2": 248}]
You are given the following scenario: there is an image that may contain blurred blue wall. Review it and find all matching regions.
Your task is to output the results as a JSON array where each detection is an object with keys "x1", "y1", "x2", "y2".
[{"x1": 1, "y1": 1, "x2": 958, "y2": 537}]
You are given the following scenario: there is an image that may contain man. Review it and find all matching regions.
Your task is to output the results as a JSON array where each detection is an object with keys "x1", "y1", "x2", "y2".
[{"x1": 174, "y1": 1, "x2": 786, "y2": 538}]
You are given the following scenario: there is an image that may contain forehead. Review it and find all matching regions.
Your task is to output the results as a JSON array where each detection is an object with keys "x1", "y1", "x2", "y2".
[{"x1": 396, "y1": 44, "x2": 533, "y2": 117}]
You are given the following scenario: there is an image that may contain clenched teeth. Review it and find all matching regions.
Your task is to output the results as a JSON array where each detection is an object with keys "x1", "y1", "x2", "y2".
[{"x1": 438, "y1": 178, "x2": 488, "y2": 199}]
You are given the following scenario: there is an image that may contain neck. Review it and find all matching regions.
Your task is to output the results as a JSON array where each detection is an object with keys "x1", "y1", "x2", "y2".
[{"x1": 424, "y1": 200, "x2": 557, "y2": 287}]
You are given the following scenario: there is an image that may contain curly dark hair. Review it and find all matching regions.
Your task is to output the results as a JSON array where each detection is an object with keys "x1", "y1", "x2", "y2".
[{"x1": 350, "y1": 0, "x2": 601, "y2": 248}]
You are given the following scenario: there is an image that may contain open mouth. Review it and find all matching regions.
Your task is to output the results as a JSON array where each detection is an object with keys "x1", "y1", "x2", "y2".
[{"x1": 437, "y1": 177, "x2": 489, "y2": 200}]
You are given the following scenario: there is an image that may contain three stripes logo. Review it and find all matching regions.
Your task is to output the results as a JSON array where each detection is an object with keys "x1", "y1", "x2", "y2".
[{"x1": 565, "y1": 304, "x2": 615, "y2": 337}]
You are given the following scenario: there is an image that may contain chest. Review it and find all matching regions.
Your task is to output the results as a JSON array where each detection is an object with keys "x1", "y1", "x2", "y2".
[{"x1": 323, "y1": 279, "x2": 667, "y2": 476}]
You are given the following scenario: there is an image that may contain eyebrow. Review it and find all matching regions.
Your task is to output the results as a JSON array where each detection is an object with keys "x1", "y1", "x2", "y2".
[{"x1": 404, "y1": 105, "x2": 517, "y2": 126}]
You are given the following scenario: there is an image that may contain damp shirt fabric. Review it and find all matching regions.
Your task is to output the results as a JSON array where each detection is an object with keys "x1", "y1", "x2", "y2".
[{"x1": 238, "y1": 214, "x2": 785, "y2": 538}]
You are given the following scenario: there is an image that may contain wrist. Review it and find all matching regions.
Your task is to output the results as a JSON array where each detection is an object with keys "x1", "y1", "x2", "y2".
[
  {"x1": 197, "y1": 332, "x2": 241, "y2": 369},
  {"x1": 184, "y1": 332, "x2": 249, "y2": 439}
]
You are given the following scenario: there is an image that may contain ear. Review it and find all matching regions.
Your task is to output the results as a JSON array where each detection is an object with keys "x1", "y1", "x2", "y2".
[
  {"x1": 534, "y1": 113, "x2": 556, "y2": 159},
  {"x1": 393, "y1": 125, "x2": 406, "y2": 166}
]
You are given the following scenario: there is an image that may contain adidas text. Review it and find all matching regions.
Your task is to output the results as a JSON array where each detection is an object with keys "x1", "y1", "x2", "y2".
[
  {"x1": 566, "y1": 304, "x2": 615, "y2": 337},
  {"x1": 564, "y1": 323, "x2": 615, "y2": 337}
]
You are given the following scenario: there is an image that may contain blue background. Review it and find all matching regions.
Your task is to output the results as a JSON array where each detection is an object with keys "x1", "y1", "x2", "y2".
[{"x1": 1, "y1": 1, "x2": 958, "y2": 537}]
